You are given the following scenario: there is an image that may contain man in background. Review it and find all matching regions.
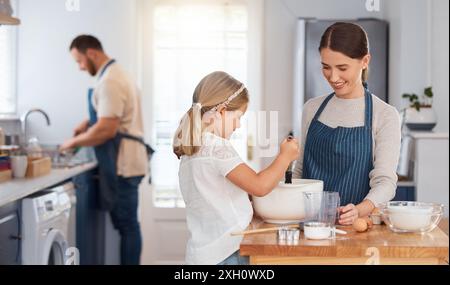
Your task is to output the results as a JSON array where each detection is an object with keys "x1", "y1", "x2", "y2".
[{"x1": 61, "y1": 35, "x2": 148, "y2": 265}]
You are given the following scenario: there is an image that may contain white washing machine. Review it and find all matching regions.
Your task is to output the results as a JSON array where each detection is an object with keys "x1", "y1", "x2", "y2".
[
  {"x1": 21, "y1": 189, "x2": 71, "y2": 265},
  {"x1": 49, "y1": 182, "x2": 77, "y2": 248}
]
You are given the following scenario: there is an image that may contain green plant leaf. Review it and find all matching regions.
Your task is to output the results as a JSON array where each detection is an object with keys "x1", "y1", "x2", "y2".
[
  {"x1": 402, "y1": 93, "x2": 411, "y2": 98},
  {"x1": 424, "y1": 87, "x2": 433, "y2": 98},
  {"x1": 413, "y1": 101, "x2": 421, "y2": 111}
]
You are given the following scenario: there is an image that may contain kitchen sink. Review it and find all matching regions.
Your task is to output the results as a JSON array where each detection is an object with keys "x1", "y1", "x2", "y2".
[{"x1": 40, "y1": 144, "x2": 92, "y2": 169}]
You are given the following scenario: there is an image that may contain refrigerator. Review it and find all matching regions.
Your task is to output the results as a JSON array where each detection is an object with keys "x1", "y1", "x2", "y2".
[{"x1": 293, "y1": 18, "x2": 389, "y2": 136}]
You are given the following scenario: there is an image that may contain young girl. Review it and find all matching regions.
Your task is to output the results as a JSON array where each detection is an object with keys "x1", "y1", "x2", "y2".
[{"x1": 173, "y1": 71, "x2": 299, "y2": 265}]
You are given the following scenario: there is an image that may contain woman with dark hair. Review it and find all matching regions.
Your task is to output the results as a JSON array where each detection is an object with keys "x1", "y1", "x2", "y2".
[{"x1": 293, "y1": 22, "x2": 401, "y2": 225}]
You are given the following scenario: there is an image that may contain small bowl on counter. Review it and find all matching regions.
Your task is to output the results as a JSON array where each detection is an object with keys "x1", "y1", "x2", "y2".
[
  {"x1": 379, "y1": 201, "x2": 444, "y2": 233},
  {"x1": 369, "y1": 207, "x2": 382, "y2": 225}
]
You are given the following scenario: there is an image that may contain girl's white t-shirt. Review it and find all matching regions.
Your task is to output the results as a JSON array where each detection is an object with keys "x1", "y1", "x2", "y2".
[{"x1": 179, "y1": 132, "x2": 253, "y2": 265}]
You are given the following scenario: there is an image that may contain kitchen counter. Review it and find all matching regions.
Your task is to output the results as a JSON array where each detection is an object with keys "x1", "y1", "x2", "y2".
[
  {"x1": 240, "y1": 218, "x2": 449, "y2": 265},
  {"x1": 0, "y1": 162, "x2": 97, "y2": 207}
]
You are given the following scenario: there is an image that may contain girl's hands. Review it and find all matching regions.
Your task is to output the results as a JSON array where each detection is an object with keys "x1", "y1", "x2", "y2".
[
  {"x1": 338, "y1": 204, "x2": 360, "y2": 225},
  {"x1": 280, "y1": 137, "x2": 300, "y2": 162},
  {"x1": 227, "y1": 137, "x2": 300, "y2": 197}
]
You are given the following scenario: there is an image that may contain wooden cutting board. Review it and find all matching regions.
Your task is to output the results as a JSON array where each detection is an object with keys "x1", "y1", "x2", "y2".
[
  {"x1": 26, "y1": 157, "x2": 52, "y2": 178},
  {"x1": 0, "y1": 170, "x2": 12, "y2": 183}
]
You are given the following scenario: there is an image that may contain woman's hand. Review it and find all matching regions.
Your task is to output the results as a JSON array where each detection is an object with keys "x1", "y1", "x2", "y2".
[
  {"x1": 280, "y1": 137, "x2": 300, "y2": 162},
  {"x1": 338, "y1": 204, "x2": 359, "y2": 225}
]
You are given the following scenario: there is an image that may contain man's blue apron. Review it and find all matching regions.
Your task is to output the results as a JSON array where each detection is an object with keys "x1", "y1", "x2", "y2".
[
  {"x1": 302, "y1": 87, "x2": 374, "y2": 206},
  {"x1": 88, "y1": 59, "x2": 153, "y2": 210}
]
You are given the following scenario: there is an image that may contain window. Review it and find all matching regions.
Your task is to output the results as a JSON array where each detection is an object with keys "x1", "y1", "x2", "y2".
[
  {"x1": 151, "y1": 1, "x2": 249, "y2": 208},
  {"x1": 0, "y1": 1, "x2": 17, "y2": 114}
]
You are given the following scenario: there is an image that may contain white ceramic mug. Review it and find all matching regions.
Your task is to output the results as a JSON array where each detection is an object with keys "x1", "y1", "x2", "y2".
[{"x1": 11, "y1": 156, "x2": 28, "y2": 178}]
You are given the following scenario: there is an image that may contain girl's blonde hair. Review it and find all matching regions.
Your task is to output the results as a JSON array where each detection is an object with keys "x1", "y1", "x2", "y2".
[{"x1": 173, "y1": 71, "x2": 249, "y2": 158}]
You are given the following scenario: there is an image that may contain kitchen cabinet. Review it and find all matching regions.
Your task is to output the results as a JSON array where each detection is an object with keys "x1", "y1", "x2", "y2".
[
  {"x1": 0, "y1": 201, "x2": 21, "y2": 265},
  {"x1": 411, "y1": 132, "x2": 449, "y2": 216},
  {"x1": 73, "y1": 169, "x2": 104, "y2": 265},
  {"x1": 73, "y1": 168, "x2": 120, "y2": 265},
  {"x1": 0, "y1": 162, "x2": 97, "y2": 265}
]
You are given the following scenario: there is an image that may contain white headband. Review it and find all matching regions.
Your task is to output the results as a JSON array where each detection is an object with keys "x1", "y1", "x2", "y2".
[{"x1": 192, "y1": 84, "x2": 246, "y2": 112}]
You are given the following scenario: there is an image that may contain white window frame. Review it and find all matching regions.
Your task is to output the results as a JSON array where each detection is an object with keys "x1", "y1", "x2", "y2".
[{"x1": 138, "y1": 0, "x2": 263, "y2": 208}]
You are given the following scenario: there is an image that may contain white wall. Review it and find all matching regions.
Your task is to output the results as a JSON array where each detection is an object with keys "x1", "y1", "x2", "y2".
[
  {"x1": 383, "y1": 0, "x2": 449, "y2": 132},
  {"x1": 16, "y1": 0, "x2": 139, "y2": 144},
  {"x1": 430, "y1": 0, "x2": 449, "y2": 132},
  {"x1": 382, "y1": 0, "x2": 429, "y2": 110}
]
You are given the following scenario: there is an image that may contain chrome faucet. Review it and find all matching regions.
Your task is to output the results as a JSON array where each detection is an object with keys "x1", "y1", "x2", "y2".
[{"x1": 21, "y1": 108, "x2": 51, "y2": 143}]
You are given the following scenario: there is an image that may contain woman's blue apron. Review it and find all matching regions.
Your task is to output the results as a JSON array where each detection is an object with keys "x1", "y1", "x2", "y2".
[
  {"x1": 302, "y1": 88, "x2": 374, "y2": 206},
  {"x1": 88, "y1": 59, "x2": 154, "y2": 210}
]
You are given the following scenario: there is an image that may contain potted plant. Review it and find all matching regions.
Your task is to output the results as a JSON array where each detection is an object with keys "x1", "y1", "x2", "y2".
[{"x1": 402, "y1": 87, "x2": 437, "y2": 131}]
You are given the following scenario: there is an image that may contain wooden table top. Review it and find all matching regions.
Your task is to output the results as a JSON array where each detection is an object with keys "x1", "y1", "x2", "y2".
[{"x1": 240, "y1": 218, "x2": 449, "y2": 260}]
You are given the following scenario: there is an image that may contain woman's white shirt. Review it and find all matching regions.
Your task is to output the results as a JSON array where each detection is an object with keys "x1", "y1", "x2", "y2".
[{"x1": 179, "y1": 132, "x2": 253, "y2": 265}]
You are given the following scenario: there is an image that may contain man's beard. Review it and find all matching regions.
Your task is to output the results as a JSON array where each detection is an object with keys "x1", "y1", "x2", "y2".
[{"x1": 87, "y1": 59, "x2": 97, "y2": 76}]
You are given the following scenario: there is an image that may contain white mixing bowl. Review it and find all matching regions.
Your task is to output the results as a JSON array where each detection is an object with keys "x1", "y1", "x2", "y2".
[
  {"x1": 252, "y1": 179, "x2": 323, "y2": 224},
  {"x1": 379, "y1": 201, "x2": 444, "y2": 233}
]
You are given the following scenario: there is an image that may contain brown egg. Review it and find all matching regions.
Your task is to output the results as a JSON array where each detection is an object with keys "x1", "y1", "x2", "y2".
[
  {"x1": 363, "y1": 216, "x2": 374, "y2": 229},
  {"x1": 353, "y1": 218, "x2": 368, "y2": 232}
]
